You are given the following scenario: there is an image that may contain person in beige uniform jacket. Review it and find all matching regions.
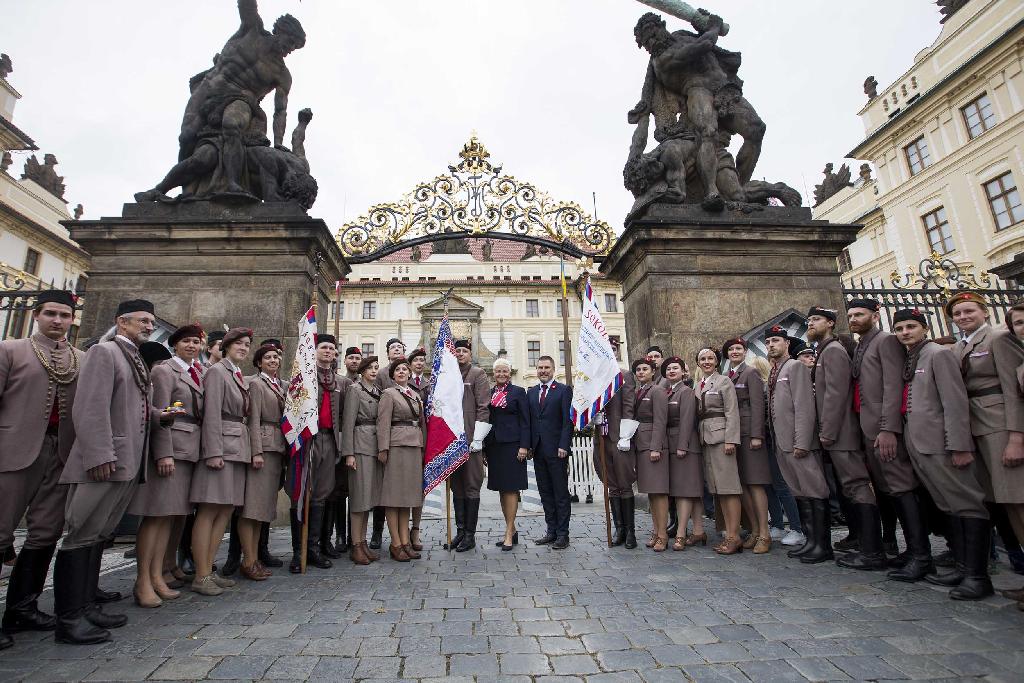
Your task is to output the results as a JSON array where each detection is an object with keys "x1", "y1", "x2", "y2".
[
  {"x1": 367, "y1": 338, "x2": 405, "y2": 550},
  {"x1": 377, "y1": 357, "x2": 425, "y2": 562},
  {"x1": 661, "y1": 357, "x2": 706, "y2": 552},
  {"x1": 191, "y1": 328, "x2": 252, "y2": 597},
  {"x1": 631, "y1": 357, "x2": 669, "y2": 551},
  {"x1": 55, "y1": 299, "x2": 175, "y2": 645},
  {"x1": 406, "y1": 347, "x2": 429, "y2": 552},
  {"x1": 128, "y1": 324, "x2": 205, "y2": 608},
  {"x1": 947, "y1": 293, "x2": 1024, "y2": 595},
  {"x1": 323, "y1": 345, "x2": 362, "y2": 559},
  {"x1": 764, "y1": 325, "x2": 830, "y2": 564},
  {"x1": 695, "y1": 348, "x2": 743, "y2": 555},
  {"x1": 596, "y1": 341, "x2": 638, "y2": 548},
  {"x1": 450, "y1": 340, "x2": 491, "y2": 552},
  {"x1": 893, "y1": 307, "x2": 992, "y2": 600},
  {"x1": 0, "y1": 291, "x2": 82, "y2": 650},
  {"x1": 342, "y1": 356, "x2": 384, "y2": 565},
  {"x1": 806, "y1": 306, "x2": 888, "y2": 571}
]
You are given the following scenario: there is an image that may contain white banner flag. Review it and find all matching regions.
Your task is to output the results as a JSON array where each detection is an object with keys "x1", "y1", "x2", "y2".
[
  {"x1": 282, "y1": 306, "x2": 320, "y2": 515},
  {"x1": 570, "y1": 276, "x2": 623, "y2": 431}
]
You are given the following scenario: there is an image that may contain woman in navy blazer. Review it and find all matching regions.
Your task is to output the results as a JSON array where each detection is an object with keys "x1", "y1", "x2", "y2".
[{"x1": 484, "y1": 358, "x2": 531, "y2": 550}]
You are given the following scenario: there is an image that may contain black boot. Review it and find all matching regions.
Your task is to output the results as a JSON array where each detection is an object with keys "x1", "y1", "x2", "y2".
[
  {"x1": 446, "y1": 498, "x2": 466, "y2": 550},
  {"x1": 787, "y1": 498, "x2": 815, "y2": 558},
  {"x1": 258, "y1": 522, "x2": 282, "y2": 568},
  {"x1": 456, "y1": 499, "x2": 479, "y2": 552},
  {"x1": 887, "y1": 490, "x2": 935, "y2": 582},
  {"x1": 837, "y1": 504, "x2": 887, "y2": 570},
  {"x1": 609, "y1": 498, "x2": 626, "y2": 547},
  {"x1": 289, "y1": 508, "x2": 303, "y2": 574},
  {"x1": 622, "y1": 497, "x2": 638, "y2": 549},
  {"x1": 91, "y1": 541, "x2": 122, "y2": 603},
  {"x1": 54, "y1": 547, "x2": 110, "y2": 645},
  {"x1": 800, "y1": 499, "x2": 835, "y2": 564},
  {"x1": 85, "y1": 544, "x2": 126, "y2": 629},
  {"x1": 2, "y1": 544, "x2": 58, "y2": 632},
  {"x1": 321, "y1": 502, "x2": 341, "y2": 559},
  {"x1": 220, "y1": 513, "x2": 241, "y2": 577},
  {"x1": 306, "y1": 504, "x2": 333, "y2": 569},
  {"x1": 178, "y1": 513, "x2": 196, "y2": 575},
  {"x1": 0, "y1": 632, "x2": 11, "y2": 649},
  {"x1": 334, "y1": 498, "x2": 349, "y2": 553},
  {"x1": 926, "y1": 515, "x2": 965, "y2": 586},
  {"x1": 666, "y1": 501, "x2": 679, "y2": 539},
  {"x1": 950, "y1": 517, "x2": 994, "y2": 600},
  {"x1": 879, "y1": 493, "x2": 899, "y2": 555},
  {"x1": 369, "y1": 507, "x2": 385, "y2": 550}
]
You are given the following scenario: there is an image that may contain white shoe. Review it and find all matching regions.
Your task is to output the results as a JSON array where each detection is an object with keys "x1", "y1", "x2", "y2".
[
  {"x1": 781, "y1": 530, "x2": 806, "y2": 546},
  {"x1": 769, "y1": 527, "x2": 787, "y2": 541}
]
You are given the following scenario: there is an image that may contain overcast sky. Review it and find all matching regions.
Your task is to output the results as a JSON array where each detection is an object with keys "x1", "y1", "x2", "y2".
[{"x1": 4, "y1": 0, "x2": 943, "y2": 233}]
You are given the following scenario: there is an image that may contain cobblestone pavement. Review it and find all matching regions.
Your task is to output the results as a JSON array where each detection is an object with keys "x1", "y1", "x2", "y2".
[{"x1": 2, "y1": 509, "x2": 1024, "y2": 682}]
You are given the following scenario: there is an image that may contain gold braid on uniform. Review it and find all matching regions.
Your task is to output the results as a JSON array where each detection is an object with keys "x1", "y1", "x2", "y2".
[{"x1": 30, "y1": 337, "x2": 79, "y2": 421}]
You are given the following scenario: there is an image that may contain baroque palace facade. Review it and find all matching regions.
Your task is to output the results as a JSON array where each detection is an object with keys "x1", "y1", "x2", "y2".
[
  {"x1": 0, "y1": 52, "x2": 88, "y2": 340},
  {"x1": 330, "y1": 136, "x2": 626, "y2": 386},
  {"x1": 813, "y1": 0, "x2": 1024, "y2": 285}
]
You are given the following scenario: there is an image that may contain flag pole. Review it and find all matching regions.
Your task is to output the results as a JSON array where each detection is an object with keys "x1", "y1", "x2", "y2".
[
  {"x1": 442, "y1": 287, "x2": 454, "y2": 551},
  {"x1": 559, "y1": 251, "x2": 573, "y2": 387},
  {"x1": 581, "y1": 271, "x2": 613, "y2": 549},
  {"x1": 301, "y1": 251, "x2": 324, "y2": 574}
]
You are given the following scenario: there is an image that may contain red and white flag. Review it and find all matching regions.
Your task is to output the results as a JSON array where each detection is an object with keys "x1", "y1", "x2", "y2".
[
  {"x1": 282, "y1": 306, "x2": 319, "y2": 517},
  {"x1": 422, "y1": 314, "x2": 468, "y2": 494}
]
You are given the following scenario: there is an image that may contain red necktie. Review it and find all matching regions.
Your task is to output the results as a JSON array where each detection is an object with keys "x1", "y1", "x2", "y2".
[
  {"x1": 728, "y1": 369, "x2": 735, "y2": 379},
  {"x1": 189, "y1": 366, "x2": 201, "y2": 385},
  {"x1": 700, "y1": 379, "x2": 706, "y2": 391},
  {"x1": 540, "y1": 384, "x2": 548, "y2": 407},
  {"x1": 415, "y1": 376, "x2": 421, "y2": 388},
  {"x1": 235, "y1": 370, "x2": 244, "y2": 384}
]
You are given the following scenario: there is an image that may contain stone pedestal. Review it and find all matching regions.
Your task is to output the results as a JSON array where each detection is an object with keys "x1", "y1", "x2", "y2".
[
  {"x1": 600, "y1": 205, "x2": 860, "y2": 357},
  {"x1": 66, "y1": 200, "x2": 348, "y2": 353}
]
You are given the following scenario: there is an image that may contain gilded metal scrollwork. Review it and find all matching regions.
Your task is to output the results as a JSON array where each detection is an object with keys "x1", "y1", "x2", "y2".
[
  {"x1": 336, "y1": 135, "x2": 615, "y2": 261},
  {"x1": 890, "y1": 250, "x2": 992, "y2": 300}
]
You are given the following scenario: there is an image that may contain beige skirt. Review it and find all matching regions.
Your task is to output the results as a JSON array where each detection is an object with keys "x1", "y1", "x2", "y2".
[
  {"x1": 348, "y1": 453, "x2": 383, "y2": 513},
  {"x1": 702, "y1": 442, "x2": 743, "y2": 496},
  {"x1": 737, "y1": 436, "x2": 772, "y2": 486},
  {"x1": 635, "y1": 447, "x2": 670, "y2": 495},
  {"x1": 241, "y1": 451, "x2": 283, "y2": 522},
  {"x1": 379, "y1": 445, "x2": 424, "y2": 508},
  {"x1": 128, "y1": 459, "x2": 194, "y2": 517},
  {"x1": 190, "y1": 459, "x2": 246, "y2": 507}
]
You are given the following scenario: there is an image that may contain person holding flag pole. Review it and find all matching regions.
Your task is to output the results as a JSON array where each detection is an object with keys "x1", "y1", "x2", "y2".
[
  {"x1": 422, "y1": 289, "x2": 471, "y2": 551},
  {"x1": 571, "y1": 274, "x2": 629, "y2": 548}
]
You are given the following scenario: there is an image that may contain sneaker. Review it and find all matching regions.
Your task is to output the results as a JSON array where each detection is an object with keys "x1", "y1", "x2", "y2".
[
  {"x1": 781, "y1": 530, "x2": 806, "y2": 546},
  {"x1": 769, "y1": 527, "x2": 787, "y2": 541}
]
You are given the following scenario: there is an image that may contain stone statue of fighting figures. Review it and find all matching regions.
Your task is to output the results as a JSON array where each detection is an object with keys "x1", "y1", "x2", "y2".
[
  {"x1": 627, "y1": 4, "x2": 767, "y2": 212},
  {"x1": 135, "y1": 0, "x2": 315, "y2": 208}
]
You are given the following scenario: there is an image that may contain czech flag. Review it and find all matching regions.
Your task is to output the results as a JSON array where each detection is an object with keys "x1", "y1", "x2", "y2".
[{"x1": 422, "y1": 314, "x2": 469, "y2": 494}]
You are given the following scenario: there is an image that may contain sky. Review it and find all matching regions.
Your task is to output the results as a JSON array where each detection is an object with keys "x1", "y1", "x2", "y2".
[{"x1": 3, "y1": 0, "x2": 945, "y2": 234}]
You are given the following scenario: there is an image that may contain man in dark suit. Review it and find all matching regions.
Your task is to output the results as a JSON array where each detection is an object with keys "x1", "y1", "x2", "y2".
[{"x1": 527, "y1": 356, "x2": 574, "y2": 549}]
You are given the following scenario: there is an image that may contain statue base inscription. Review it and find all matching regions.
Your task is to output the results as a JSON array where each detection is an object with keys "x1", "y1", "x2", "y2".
[
  {"x1": 66, "y1": 201, "x2": 348, "y2": 352},
  {"x1": 600, "y1": 204, "x2": 860, "y2": 357}
]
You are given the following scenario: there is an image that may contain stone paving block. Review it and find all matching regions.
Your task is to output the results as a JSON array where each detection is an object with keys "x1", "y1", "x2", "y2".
[
  {"x1": 584, "y1": 672, "x2": 645, "y2": 683},
  {"x1": 538, "y1": 636, "x2": 585, "y2": 655},
  {"x1": 489, "y1": 635, "x2": 541, "y2": 653},
  {"x1": 263, "y1": 655, "x2": 319, "y2": 680},
  {"x1": 692, "y1": 642, "x2": 754, "y2": 664},
  {"x1": 663, "y1": 625, "x2": 719, "y2": 645},
  {"x1": 737, "y1": 659, "x2": 807, "y2": 682},
  {"x1": 499, "y1": 653, "x2": 552, "y2": 675},
  {"x1": 194, "y1": 638, "x2": 255, "y2": 656},
  {"x1": 399, "y1": 654, "x2": 447, "y2": 678},
  {"x1": 449, "y1": 653, "x2": 500, "y2": 677},
  {"x1": 440, "y1": 634, "x2": 489, "y2": 654},
  {"x1": 623, "y1": 629, "x2": 672, "y2": 647},
  {"x1": 520, "y1": 621, "x2": 567, "y2": 636},
  {"x1": 933, "y1": 652, "x2": 1010, "y2": 677},
  {"x1": 646, "y1": 644, "x2": 703, "y2": 667},
  {"x1": 83, "y1": 657, "x2": 166, "y2": 681},
  {"x1": 880, "y1": 654, "x2": 956, "y2": 680},
  {"x1": 827, "y1": 655, "x2": 906, "y2": 680},
  {"x1": 785, "y1": 638, "x2": 853, "y2": 657},
  {"x1": 681, "y1": 663, "x2": 760, "y2": 683},
  {"x1": 148, "y1": 656, "x2": 222, "y2": 681},
  {"x1": 356, "y1": 636, "x2": 401, "y2": 657},
  {"x1": 709, "y1": 623, "x2": 761, "y2": 642},
  {"x1": 549, "y1": 654, "x2": 599, "y2": 675},
  {"x1": 308, "y1": 655, "x2": 358, "y2": 680},
  {"x1": 563, "y1": 619, "x2": 605, "y2": 636},
  {"x1": 242, "y1": 637, "x2": 310, "y2": 656},
  {"x1": 23, "y1": 659, "x2": 100, "y2": 683},
  {"x1": 206, "y1": 655, "x2": 277, "y2": 680},
  {"x1": 536, "y1": 677, "x2": 586, "y2": 683},
  {"x1": 595, "y1": 648, "x2": 658, "y2": 671},
  {"x1": 353, "y1": 655, "x2": 402, "y2": 679},
  {"x1": 786, "y1": 656, "x2": 853, "y2": 682}
]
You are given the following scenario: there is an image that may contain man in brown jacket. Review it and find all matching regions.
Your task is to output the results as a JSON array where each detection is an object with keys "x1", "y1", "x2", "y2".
[
  {"x1": 807, "y1": 306, "x2": 886, "y2": 571},
  {"x1": 893, "y1": 307, "x2": 992, "y2": 600},
  {"x1": 846, "y1": 298, "x2": 933, "y2": 582},
  {"x1": 764, "y1": 326, "x2": 830, "y2": 563},
  {"x1": 595, "y1": 340, "x2": 638, "y2": 548},
  {"x1": 947, "y1": 292, "x2": 1024, "y2": 595},
  {"x1": 0, "y1": 291, "x2": 82, "y2": 650},
  {"x1": 449, "y1": 339, "x2": 491, "y2": 551},
  {"x1": 53, "y1": 299, "x2": 177, "y2": 644}
]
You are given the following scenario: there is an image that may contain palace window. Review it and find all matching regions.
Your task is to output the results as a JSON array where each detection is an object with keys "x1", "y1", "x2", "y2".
[
  {"x1": 609, "y1": 335, "x2": 622, "y2": 361},
  {"x1": 962, "y1": 93, "x2": 996, "y2": 139},
  {"x1": 559, "y1": 339, "x2": 566, "y2": 366},
  {"x1": 922, "y1": 207, "x2": 955, "y2": 255},
  {"x1": 334, "y1": 301, "x2": 345, "y2": 320},
  {"x1": 361, "y1": 343, "x2": 374, "y2": 356},
  {"x1": 985, "y1": 172, "x2": 1023, "y2": 230},
  {"x1": 604, "y1": 293, "x2": 618, "y2": 313},
  {"x1": 838, "y1": 248, "x2": 852, "y2": 273},
  {"x1": 527, "y1": 340, "x2": 540, "y2": 367},
  {"x1": 362, "y1": 301, "x2": 377, "y2": 319},
  {"x1": 23, "y1": 248, "x2": 40, "y2": 276},
  {"x1": 526, "y1": 299, "x2": 540, "y2": 317},
  {"x1": 904, "y1": 136, "x2": 932, "y2": 176}
]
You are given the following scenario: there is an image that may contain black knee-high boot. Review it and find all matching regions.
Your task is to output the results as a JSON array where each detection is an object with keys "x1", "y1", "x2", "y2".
[
  {"x1": 369, "y1": 506, "x2": 385, "y2": 550},
  {"x1": 622, "y1": 497, "x2": 637, "y2": 549},
  {"x1": 800, "y1": 499, "x2": 835, "y2": 564},
  {"x1": 949, "y1": 517, "x2": 994, "y2": 600},
  {"x1": 609, "y1": 498, "x2": 625, "y2": 547},
  {"x1": 258, "y1": 522, "x2": 282, "y2": 567},
  {"x1": 887, "y1": 490, "x2": 934, "y2": 582},
  {"x1": 334, "y1": 498, "x2": 349, "y2": 552},
  {"x1": 446, "y1": 498, "x2": 466, "y2": 550},
  {"x1": 84, "y1": 543, "x2": 126, "y2": 629},
  {"x1": 221, "y1": 512, "x2": 241, "y2": 577},
  {"x1": 2, "y1": 544, "x2": 58, "y2": 632},
  {"x1": 289, "y1": 508, "x2": 303, "y2": 574},
  {"x1": 321, "y1": 502, "x2": 341, "y2": 559},
  {"x1": 787, "y1": 498, "x2": 814, "y2": 558},
  {"x1": 53, "y1": 547, "x2": 110, "y2": 645}
]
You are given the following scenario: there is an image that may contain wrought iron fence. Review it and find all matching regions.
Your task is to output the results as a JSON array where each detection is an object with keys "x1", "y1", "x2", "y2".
[{"x1": 842, "y1": 252, "x2": 1024, "y2": 337}]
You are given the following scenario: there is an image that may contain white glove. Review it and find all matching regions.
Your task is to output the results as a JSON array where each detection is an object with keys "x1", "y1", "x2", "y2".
[
  {"x1": 470, "y1": 421, "x2": 492, "y2": 452},
  {"x1": 617, "y1": 438, "x2": 632, "y2": 452},
  {"x1": 619, "y1": 419, "x2": 640, "y2": 440}
]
